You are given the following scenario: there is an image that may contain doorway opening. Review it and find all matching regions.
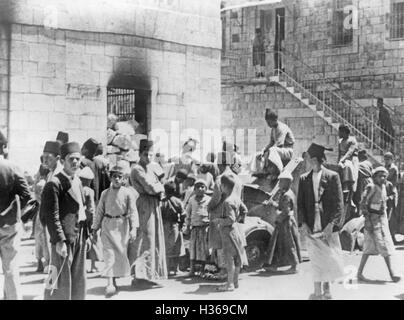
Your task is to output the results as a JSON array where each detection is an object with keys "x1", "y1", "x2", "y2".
[
  {"x1": 274, "y1": 7, "x2": 285, "y2": 72},
  {"x1": 107, "y1": 87, "x2": 150, "y2": 135}
]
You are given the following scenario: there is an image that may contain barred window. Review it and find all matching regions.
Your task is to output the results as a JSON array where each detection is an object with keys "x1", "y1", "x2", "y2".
[
  {"x1": 331, "y1": 0, "x2": 353, "y2": 46},
  {"x1": 232, "y1": 34, "x2": 240, "y2": 43},
  {"x1": 390, "y1": 1, "x2": 404, "y2": 39}
]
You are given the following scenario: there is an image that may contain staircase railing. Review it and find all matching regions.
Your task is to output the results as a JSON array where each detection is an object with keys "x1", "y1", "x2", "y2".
[{"x1": 273, "y1": 49, "x2": 399, "y2": 157}]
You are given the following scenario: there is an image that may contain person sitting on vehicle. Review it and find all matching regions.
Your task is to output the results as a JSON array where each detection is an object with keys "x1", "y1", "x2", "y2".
[{"x1": 260, "y1": 109, "x2": 295, "y2": 167}]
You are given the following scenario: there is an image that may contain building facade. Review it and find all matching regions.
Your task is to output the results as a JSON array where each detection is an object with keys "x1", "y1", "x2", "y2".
[
  {"x1": 0, "y1": 0, "x2": 221, "y2": 173},
  {"x1": 221, "y1": 0, "x2": 404, "y2": 165}
]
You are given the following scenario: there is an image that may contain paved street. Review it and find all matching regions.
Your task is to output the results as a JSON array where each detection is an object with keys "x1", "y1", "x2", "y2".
[{"x1": 2, "y1": 227, "x2": 404, "y2": 300}]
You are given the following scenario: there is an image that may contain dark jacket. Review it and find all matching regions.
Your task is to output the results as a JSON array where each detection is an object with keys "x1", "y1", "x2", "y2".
[
  {"x1": 40, "y1": 171, "x2": 85, "y2": 245},
  {"x1": 0, "y1": 159, "x2": 32, "y2": 227},
  {"x1": 297, "y1": 167, "x2": 345, "y2": 233}
]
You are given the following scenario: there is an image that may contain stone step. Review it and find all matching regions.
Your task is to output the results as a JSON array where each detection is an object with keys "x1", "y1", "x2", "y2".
[{"x1": 269, "y1": 76, "x2": 279, "y2": 82}]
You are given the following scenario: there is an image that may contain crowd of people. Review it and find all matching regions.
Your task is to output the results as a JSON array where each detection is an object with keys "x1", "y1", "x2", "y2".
[{"x1": 0, "y1": 107, "x2": 402, "y2": 300}]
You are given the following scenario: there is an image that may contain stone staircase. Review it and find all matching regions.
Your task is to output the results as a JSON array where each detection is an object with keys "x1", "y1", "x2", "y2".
[{"x1": 269, "y1": 70, "x2": 397, "y2": 165}]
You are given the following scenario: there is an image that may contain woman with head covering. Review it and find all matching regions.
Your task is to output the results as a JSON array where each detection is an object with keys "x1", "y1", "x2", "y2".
[
  {"x1": 92, "y1": 161, "x2": 139, "y2": 297},
  {"x1": 129, "y1": 139, "x2": 167, "y2": 285},
  {"x1": 356, "y1": 166, "x2": 401, "y2": 283}
]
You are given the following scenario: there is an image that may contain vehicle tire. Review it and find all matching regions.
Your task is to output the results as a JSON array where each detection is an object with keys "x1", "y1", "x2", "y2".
[{"x1": 244, "y1": 239, "x2": 267, "y2": 272}]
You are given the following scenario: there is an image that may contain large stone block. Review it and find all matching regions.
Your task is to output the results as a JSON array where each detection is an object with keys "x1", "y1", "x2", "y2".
[
  {"x1": 29, "y1": 43, "x2": 49, "y2": 62},
  {"x1": 42, "y1": 78, "x2": 65, "y2": 95},
  {"x1": 91, "y1": 55, "x2": 113, "y2": 73},
  {"x1": 37, "y1": 62, "x2": 56, "y2": 78},
  {"x1": 10, "y1": 75, "x2": 29, "y2": 93},
  {"x1": 85, "y1": 40, "x2": 104, "y2": 55},
  {"x1": 66, "y1": 52, "x2": 91, "y2": 70},
  {"x1": 23, "y1": 61, "x2": 38, "y2": 76},
  {"x1": 21, "y1": 25, "x2": 38, "y2": 43},
  {"x1": 48, "y1": 45, "x2": 66, "y2": 63},
  {"x1": 29, "y1": 77, "x2": 43, "y2": 94},
  {"x1": 23, "y1": 93, "x2": 54, "y2": 112}
]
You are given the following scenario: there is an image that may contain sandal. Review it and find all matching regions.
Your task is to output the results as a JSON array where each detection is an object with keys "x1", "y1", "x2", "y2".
[
  {"x1": 216, "y1": 284, "x2": 234, "y2": 292},
  {"x1": 105, "y1": 285, "x2": 117, "y2": 298}
]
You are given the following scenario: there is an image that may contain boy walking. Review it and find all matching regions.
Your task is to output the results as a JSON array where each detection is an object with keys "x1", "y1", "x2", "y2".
[{"x1": 93, "y1": 162, "x2": 139, "y2": 297}]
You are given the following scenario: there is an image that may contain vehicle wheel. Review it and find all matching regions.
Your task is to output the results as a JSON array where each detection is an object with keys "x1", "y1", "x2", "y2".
[{"x1": 245, "y1": 240, "x2": 266, "y2": 271}]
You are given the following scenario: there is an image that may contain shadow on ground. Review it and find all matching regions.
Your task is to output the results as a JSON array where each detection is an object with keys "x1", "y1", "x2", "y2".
[{"x1": 184, "y1": 284, "x2": 226, "y2": 295}]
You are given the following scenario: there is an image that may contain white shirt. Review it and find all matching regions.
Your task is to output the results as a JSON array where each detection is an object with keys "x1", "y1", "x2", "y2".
[{"x1": 312, "y1": 170, "x2": 323, "y2": 233}]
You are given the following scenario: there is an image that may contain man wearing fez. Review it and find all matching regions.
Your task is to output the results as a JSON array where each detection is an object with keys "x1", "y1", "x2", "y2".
[
  {"x1": 42, "y1": 142, "x2": 88, "y2": 300},
  {"x1": 35, "y1": 141, "x2": 62, "y2": 273},
  {"x1": 261, "y1": 109, "x2": 295, "y2": 167},
  {"x1": 56, "y1": 131, "x2": 69, "y2": 145},
  {"x1": 130, "y1": 139, "x2": 167, "y2": 285},
  {"x1": 81, "y1": 138, "x2": 109, "y2": 204},
  {"x1": 297, "y1": 143, "x2": 345, "y2": 300},
  {"x1": 0, "y1": 148, "x2": 32, "y2": 299}
]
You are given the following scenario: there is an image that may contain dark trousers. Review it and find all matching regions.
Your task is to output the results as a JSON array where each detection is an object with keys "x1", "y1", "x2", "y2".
[{"x1": 44, "y1": 225, "x2": 87, "y2": 300}]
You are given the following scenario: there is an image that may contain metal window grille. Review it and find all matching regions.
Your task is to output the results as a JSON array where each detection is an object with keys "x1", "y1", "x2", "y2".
[
  {"x1": 107, "y1": 88, "x2": 136, "y2": 121},
  {"x1": 390, "y1": 1, "x2": 404, "y2": 39}
]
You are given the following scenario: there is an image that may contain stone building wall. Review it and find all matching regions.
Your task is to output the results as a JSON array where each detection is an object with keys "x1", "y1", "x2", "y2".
[
  {"x1": 1, "y1": 0, "x2": 221, "y2": 173},
  {"x1": 0, "y1": 24, "x2": 9, "y2": 136},
  {"x1": 283, "y1": 0, "x2": 404, "y2": 110},
  {"x1": 221, "y1": 82, "x2": 340, "y2": 163},
  {"x1": 221, "y1": 0, "x2": 404, "y2": 165}
]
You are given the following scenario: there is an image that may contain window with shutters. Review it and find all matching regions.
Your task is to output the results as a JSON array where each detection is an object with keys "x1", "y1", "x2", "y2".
[{"x1": 390, "y1": 1, "x2": 404, "y2": 39}]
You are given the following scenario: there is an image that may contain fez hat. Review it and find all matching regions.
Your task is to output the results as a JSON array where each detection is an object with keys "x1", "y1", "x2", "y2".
[
  {"x1": 307, "y1": 143, "x2": 333, "y2": 160},
  {"x1": 338, "y1": 124, "x2": 351, "y2": 134},
  {"x1": 83, "y1": 138, "x2": 99, "y2": 157},
  {"x1": 43, "y1": 141, "x2": 61, "y2": 155},
  {"x1": 194, "y1": 179, "x2": 207, "y2": 187},
  {"x1": 79, "y1": 166, "x2": 95, "y2": 180},
  {"x1": 278, "y1": 170, "x2": 293, "y2": 181},
  {"x1": 384, "y1": 152, "x2": 394, "y2": 160},
  {"x1": 175, "y1": 169, "x2": 188, "y2": 180},
  {"x1": 60, "y1": 142, "x2": 81, "y2": 159},
  {"x1": 217, "y1": 151, "x2": 233, "y2": 165},
  {"x1": 0, "y1": 129, "x2": 7, "y2": 145},
  {"x1": 358, "y1": 149, "x2": 368, "y2": 157},
  {"x1": 56, "y1": 131, "x2": 69, "y2": 144},
  {"x1": 164, "y1": 180, "x2": 176, "y2": 196},
  {"x1": 109, "y1": 160, "x2": 130, "y2": 175},
  {"x1": 139, "y1": 139, "x2": 154, "y2": 153},
  {"x1": 372, "y1": 166, "x2": 388, "y2": 176}
]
